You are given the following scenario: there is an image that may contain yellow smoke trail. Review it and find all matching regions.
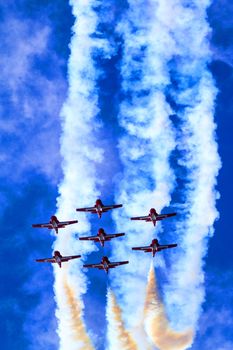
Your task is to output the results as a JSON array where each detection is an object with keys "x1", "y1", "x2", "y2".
[
  {"x1": 144, "y1": 264, "x2": 193, "y2": 350},
  {"x1": 106, "y1": 288, "x2": 138, "y2": 350},
  {"x1": 63, "y1": 280, "x2": 94, "y2": 350},
  {"x1": 55, "y1": 266, "x2": 94, "y2": 350}
]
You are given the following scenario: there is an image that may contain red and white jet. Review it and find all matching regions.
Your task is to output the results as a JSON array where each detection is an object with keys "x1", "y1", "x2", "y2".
[
  {"x1": 35, "y1": 250, "x2": 81, "y2": 268},
  {"x1": 132, "y1": 238, "x2": 177, "y2": 257},
  {"x1": 83, "y1": 256, "x2": 129, "y2": 274},
  {"x1": 76, "y1": 199, "x2": 123, "y2": 219},
  {"x1": 32, "y1": 215, "x2": 78, "y2": 234},
  {"x1": 130, "y1": 208, "x2": 176, "y2": 227},
  {"x1": 79, "y1": 228, "x2": 125, "y2": 247}
]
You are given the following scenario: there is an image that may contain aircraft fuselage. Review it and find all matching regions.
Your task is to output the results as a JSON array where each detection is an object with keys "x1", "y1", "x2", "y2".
[
  {"x1": 150, "y1": 239, "x2": 159, "y2": 256},
  {"x1": 149, "y1": 209, "x2": 158, "y2": 226},
  {"x1": 103, "y1": 262, "x2": 109, "y2": 273},
  {"x1": 55, "y1": 256, "x2": 62, "y2": 267},
  {"x1": 150, "y1": 213, "x2": 157, "y2": 220},
  {"x1": 99, "y1": 233, "x2": 105, "y2": 246},
  {"x1": 95, "y1": 200, "x2": 104, "y2": 218},
  {"x1": 102, "y1": 257, "x2": 110, "y2": 273},
  {"x1": 54, "y1": 251, "x2": 62, "y2": 267},
  {"x1": 149, "y1": 208, "x2": 157, "y2": 220},
  {"x1": 51, "y1": 220, "x2": 58, "y2": 228},
  {"x1": 98, "y1": 229, "x2": 106, "y2": 246},
  {"x1": 50, "y1": 216, "x2": 59, "y2": 232}
]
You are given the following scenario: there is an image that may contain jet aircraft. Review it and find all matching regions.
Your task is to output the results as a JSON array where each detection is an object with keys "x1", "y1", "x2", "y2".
[
  {"x1": 35, "y1": 250, "x2": 81, "y2": 268},
  {"x1": 76, "y1": 199, "x2": 123, "y2": 218},
  {"x1": 32, "y1": 215, "x2": 78, "y2": 234},
  {"x1": 83, "y1": 256, "x2": 129, "y2": 274},
  {"x1": 79, "y1": 228, "x2": 125, "y2": 247},
  {"x1": 130, "y1": 208, "x2": 176, "y2": 227},
  {"x1": 132, "y1": 238, "x2": 177, "y2": 257}
]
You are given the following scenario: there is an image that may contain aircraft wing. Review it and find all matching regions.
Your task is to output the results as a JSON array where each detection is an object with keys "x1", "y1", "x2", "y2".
[
  {"x1": 76, "y1": 206, "x2": 96, "y2": 213},
  {"x1": 32, "y1": 223, "x2": 52, "y2": 228},
  {"x1": 83, "y1": 263, "x2": 103, "y2": 269},
  {"x1": 102, "y1": 204, "x2": 123, "y2": 211},
  {"x1": 35, "y1": 258, "x2": 56, "y2": 263},
  {"x1": 105, "y1": 233, "x2": 125, "y2": 240},
  {"x1": 132, "y1": 246, "x2": 151, "y2": 252},
  {"x1": 79, "y1": 235, "x2": 99, "y2": 242},
  {"x1": 109, "y1": 261, "x2": 129, "y2": 268},
  {"x1": 130, "y1": 215, "x2": 150, "y2": 221},
  {"x1": 59, "y1": 220, "x2": 78, "y2": 226},
  {"x1": 61, "y1": 255, "x2": 81, "y2": 262},
  {"x1": 156, "y1": 213, "x2": 177, "y2": 220},
  {"x1": 157, "y1": 244, "x2": 177, "y2": 251}
]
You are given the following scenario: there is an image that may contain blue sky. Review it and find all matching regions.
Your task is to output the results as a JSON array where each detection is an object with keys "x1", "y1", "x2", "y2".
[{"x1": 0, "y1": 1, "x2": 232, "y2": 350}]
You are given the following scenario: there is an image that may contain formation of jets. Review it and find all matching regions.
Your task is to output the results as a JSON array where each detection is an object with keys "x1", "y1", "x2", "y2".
[{"x1": 34, "y1": 198, "x2": 177, "y2": 272}]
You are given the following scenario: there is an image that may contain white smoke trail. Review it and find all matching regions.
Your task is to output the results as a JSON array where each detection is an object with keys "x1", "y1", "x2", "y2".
[
  {"x1": 111, "y1": 0, "x2": 220, "y2": 347},
  {"x1": 164, "y1": 75, "x2": 221, "y2": 330},
  {"x1": 144, "y1": 264, "x2": 193, "y2": 350},
  {"x1": 55, "y1": 267, "x2": 94, "y2": 350},
  {"x1": 106, "y1": 288, "x2": 139, "y2": 350},
  {"x1": 110, "y1": 0, "x2": 176, "y2": 336},
  {"x1": 158, "y1": 1, "x2": 221, "y2": 333},
  {"x1": 53, "y1": 1, "x2": 114, "y2": 348}
]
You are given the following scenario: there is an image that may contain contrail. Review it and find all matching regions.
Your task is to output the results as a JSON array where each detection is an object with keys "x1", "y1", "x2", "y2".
[
  {"x1": 110, "y1": 0, "x2": 176, "y2": 337},
  {"x1": 53, "y1": 1, "x2": 114, "y2": 349},
  {"x1": 106, "y1": 288, "x2": 139, "y2": 350},
  {"x1": 144, "y1": 264, "x2": 193, "y2": 350}
]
